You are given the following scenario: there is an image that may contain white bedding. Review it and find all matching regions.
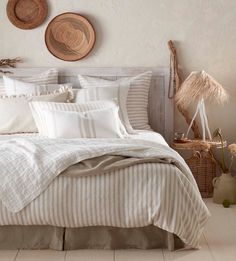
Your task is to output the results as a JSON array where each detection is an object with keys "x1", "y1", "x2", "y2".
[
  {"x1": 0, "y1": 130, "x2": 168, "y2": 145},
  {"x1": 0, "y1": 131, "x2": 210, "y2": 248}
]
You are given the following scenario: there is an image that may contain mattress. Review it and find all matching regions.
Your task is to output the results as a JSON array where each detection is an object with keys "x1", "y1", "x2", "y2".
[{"x1": 0, "y1": 131, "x2": 209, "y2": 248}]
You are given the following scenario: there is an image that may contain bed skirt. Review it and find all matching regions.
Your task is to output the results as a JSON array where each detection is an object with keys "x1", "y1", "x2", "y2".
[{"x1": 0, "y1": 225, "x2": 184, "y2": 250}]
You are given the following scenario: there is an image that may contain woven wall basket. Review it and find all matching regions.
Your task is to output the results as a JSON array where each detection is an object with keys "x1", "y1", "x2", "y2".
[
  {"x1": 7, "y1": 0, "x2": 48, "y2": 29},
  {"x1": 45, "y1": 12, "x2": 96, "y2": 61},
  {"x1": 186, "y1": 151, "x2": 216, "y2": 198}
]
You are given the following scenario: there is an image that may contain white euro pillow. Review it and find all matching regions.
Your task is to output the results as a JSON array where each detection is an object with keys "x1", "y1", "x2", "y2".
[{"x1": 36, "y1": 107, "x2": 123, "y2": 139}]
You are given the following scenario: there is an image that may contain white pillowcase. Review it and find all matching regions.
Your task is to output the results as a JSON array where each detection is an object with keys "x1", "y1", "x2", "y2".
[
  {"x1": 30, "y1": 100, "x2": 128, "y2": 137},
  {"x1": 0, "y1": 89, "x2": 71, "y2": 134},
  {"x1": 75, "y1": 86, "x2": 119, "y2": 102},
  {"x1": 75, "y1": 85, "x2": 133, "y2": 133},
  {"x1": 36, "y1": 107, "x2": 123, "y2": 139},
  {"x1": 0, "y1": 68, "x2": 58, "y2": 95},
  {"x1": 78, "y1": 71, "x2": 152, "y2": 131},
  {"x1": 3, "y1": 76, "x2": 70, "y2": 96}
]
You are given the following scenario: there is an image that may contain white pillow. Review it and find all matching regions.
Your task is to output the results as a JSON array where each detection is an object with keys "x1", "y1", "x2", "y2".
[
  {"x1": 0, "y1": 89, "x2": 71, "y2": 134},
  {"x1": 75, "y1": 86, "x2": 119, "y2": 102},
  {"x1": 30, "y1": 100, "x2": 128, "y2": 137},
  {"x1": 3, "y1": 76, "x2": 70, "y2": 96},
  {"x1": 75, "y1": 85, "x2": 133, "y2": 133},
  {"x1": 36, "y1": 107, "x2": 123, "y2": 139},
  {"x1": 78, "y1": 71, "x2": 152, "y2": 130},
  {"x1": 0, "y1": 68, "x2": 58, "y2": 95}
]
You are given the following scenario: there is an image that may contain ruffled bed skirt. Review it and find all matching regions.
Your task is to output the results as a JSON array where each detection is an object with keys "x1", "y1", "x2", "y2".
[{"x1": 0, "y1": 225, "x2": 184, "y2": 250}]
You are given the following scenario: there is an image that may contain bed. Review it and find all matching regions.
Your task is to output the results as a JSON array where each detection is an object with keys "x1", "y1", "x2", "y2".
[{"x1": 0, "y1": 67, "x2": 210, "y2": 251}]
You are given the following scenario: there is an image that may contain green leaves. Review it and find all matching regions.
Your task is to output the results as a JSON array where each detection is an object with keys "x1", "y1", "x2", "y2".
[{"x1": 212, "y1": 128, "x2": 228, "y2": 173}]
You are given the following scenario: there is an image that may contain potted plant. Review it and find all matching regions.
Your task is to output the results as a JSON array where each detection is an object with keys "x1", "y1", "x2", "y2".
[{"x1": 212, "y1": 128, "x2": 236, "y2": 204}]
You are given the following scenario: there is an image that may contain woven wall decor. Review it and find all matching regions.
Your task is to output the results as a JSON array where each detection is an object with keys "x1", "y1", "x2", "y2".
[
  {"x1": 6, "y1": 0, "x2": 48, "y2": 30},
  {"x1": 45, "y1": 12, "x2": 96, "y2": 61}
]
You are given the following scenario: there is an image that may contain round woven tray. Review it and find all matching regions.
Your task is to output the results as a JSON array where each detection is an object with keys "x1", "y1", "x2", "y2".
[
  {"x1": 45, "y1": 12, "x2": 96, "y2": 61},
  {"x1": 7, "y1": 0, "x2": 48, "y2": 29}
]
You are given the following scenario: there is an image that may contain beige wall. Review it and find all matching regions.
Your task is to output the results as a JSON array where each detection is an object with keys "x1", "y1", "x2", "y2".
[{"x1": 1, "y1": 0, "x2": 235, "y2": 170}]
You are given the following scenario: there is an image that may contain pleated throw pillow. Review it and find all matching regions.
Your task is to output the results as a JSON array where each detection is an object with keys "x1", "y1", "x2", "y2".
[{"x1": 78, "y1": 71, "x2": 152, "y2": 130}]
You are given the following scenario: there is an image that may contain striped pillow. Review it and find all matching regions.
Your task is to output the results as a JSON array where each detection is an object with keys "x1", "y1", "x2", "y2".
[
  {"x1": 78, "y1": 71, "x2": 152, "y2": 130},
  {"x1": 3, "y1": 75, "x2": 71, "y2": 96},
  {"x1": 75, "y1": 85, "x2": 134, "y2": 134},
  {"x1": 0, "y1": 68, "x2": 58, "y2": 95},
  {"x1": 35, "y1": 107, "x2": 123, "y2": 139},
  {"x1": 0, "y1": 88, "x2": 71, "y2": 134},
  {"x1": 30, "y1": 100, "x2": 128, "y2": 137}
]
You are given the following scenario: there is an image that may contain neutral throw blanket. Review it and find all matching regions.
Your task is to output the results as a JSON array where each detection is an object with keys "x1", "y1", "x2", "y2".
[
  {"x1": 62, "y1": 155, "x2": 173, "y2": 177},
  {"x1": 0, "y1": 138, "x2": 198, "y2": 213}
]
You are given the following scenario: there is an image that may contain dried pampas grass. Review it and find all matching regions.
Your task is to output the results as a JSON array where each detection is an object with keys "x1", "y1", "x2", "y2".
[
  {"x1": 0, "y1": 58, "x2": 22, "y2": 74},
  {"x1": 0, "y1": 58, "x2": 22, "y2": 68},
  {"x1": 175, "y1": 71, "x2": 228, "y2": 108}
]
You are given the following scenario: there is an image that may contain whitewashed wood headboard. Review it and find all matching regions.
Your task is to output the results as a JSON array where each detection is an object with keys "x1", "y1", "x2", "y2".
[{"x1": 4, "y1": 67, "x2": 174, "y2": 144}]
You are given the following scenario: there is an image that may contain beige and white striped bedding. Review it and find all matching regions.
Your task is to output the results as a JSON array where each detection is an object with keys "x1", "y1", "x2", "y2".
[
  {"x1": 0, "y1": 133, "x2": 210, "y2": 248},
  {"x1": 0, "y1": 162, "x2": 209, "y2": 248},
  {"x1": 1, "y1": 137, "x2": 193, "y2": 212}
]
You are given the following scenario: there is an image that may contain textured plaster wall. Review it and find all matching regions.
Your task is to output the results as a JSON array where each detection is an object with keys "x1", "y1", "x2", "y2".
[{"x1": 0, "y1": 0, "x2": 236, "y2": 169}]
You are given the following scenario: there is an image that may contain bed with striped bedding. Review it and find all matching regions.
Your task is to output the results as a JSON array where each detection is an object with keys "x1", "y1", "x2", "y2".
[{"x1": 0, "y1": 132, "x2": 210, "y2": 249}]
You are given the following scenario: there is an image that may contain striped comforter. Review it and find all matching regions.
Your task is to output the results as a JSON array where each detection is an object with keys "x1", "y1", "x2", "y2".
[{"x1": 0, "y1": 134, "x2": 210, "y2": 248}]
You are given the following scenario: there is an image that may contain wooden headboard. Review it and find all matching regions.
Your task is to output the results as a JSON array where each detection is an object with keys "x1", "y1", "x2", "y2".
[{"x1": 5, "y1": 67, "x2": 174, "y2": 144}]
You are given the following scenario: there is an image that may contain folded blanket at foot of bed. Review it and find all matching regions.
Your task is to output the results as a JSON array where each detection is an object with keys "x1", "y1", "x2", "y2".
[{"x1": 62, "y1": 155, "x2": 172, "y2": 177}]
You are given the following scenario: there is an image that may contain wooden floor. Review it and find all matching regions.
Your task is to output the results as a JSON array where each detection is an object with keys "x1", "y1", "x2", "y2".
[{"x1": 1, "y1": 199, "x2": 236, "y2": 261}]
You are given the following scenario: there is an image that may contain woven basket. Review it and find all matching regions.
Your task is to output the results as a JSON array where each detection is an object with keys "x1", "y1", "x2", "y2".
[{"x1": 186, "y1": 151, "x2": 216, "y2": 198}]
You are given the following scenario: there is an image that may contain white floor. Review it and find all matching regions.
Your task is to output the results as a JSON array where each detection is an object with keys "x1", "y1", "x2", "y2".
[{"x1": 1, "y1": 199, "x2": 236, "y2": 261}]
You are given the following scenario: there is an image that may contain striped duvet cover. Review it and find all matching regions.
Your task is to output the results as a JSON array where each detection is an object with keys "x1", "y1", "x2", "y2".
[{"x1": 0, "y1": 132, "x2": 210, "y2": 248}]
